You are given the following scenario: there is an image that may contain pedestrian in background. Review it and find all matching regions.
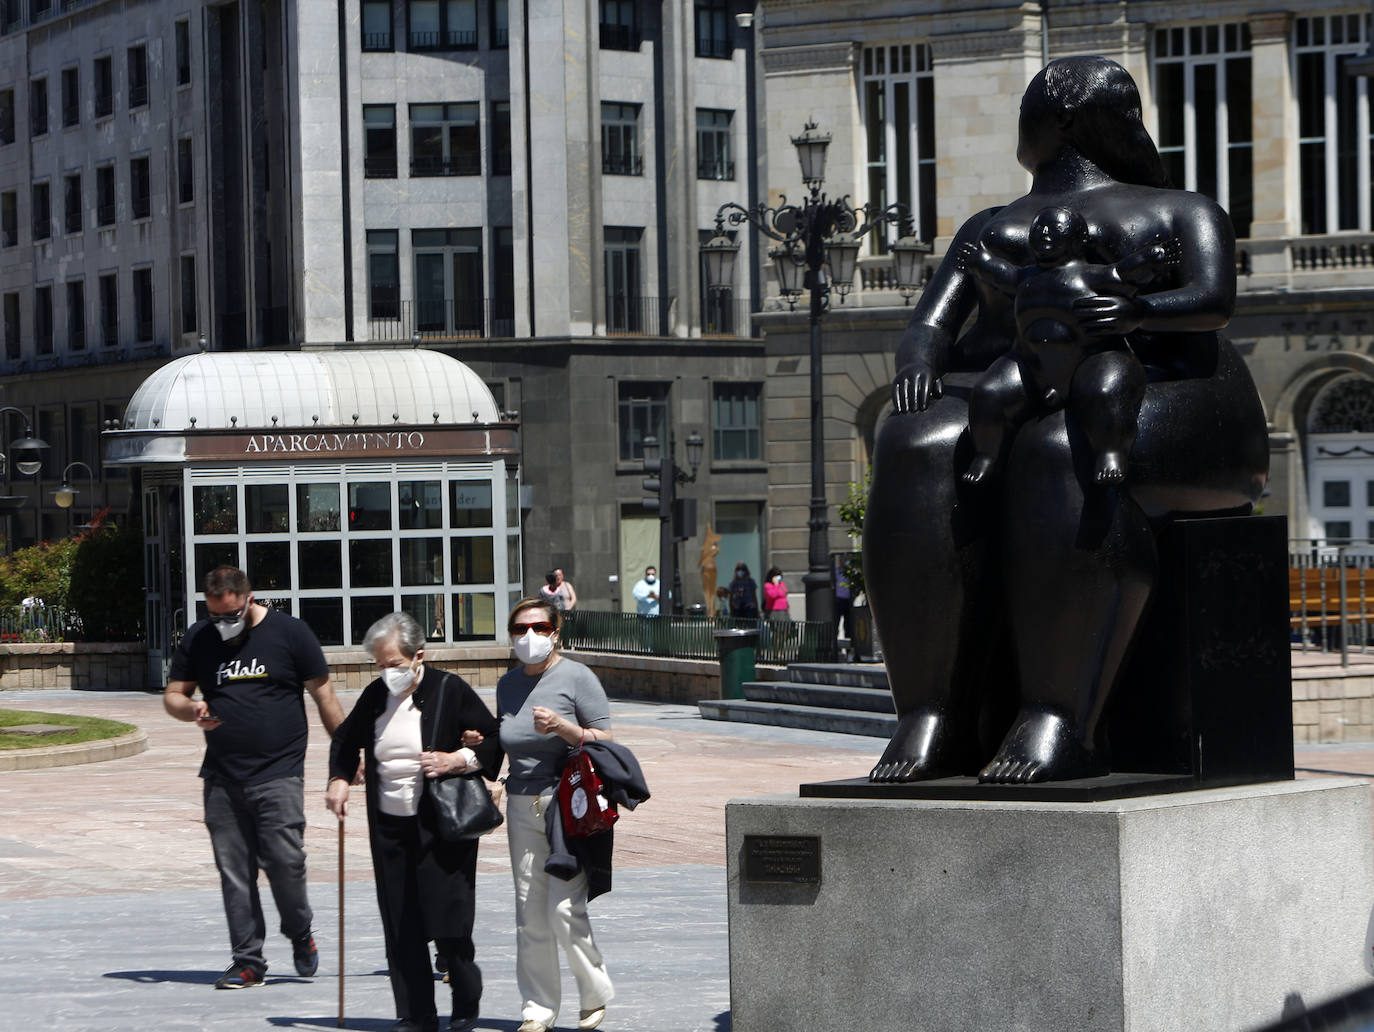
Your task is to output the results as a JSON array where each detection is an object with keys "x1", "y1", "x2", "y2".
[
  {"x1": 540, "y1": 569, "x2": 577, "y2": 611},
  {"x1": 163, "y1": 566, "x2": 343, "y2": 990},
  {"x1": 631, "y1": 566, "x2": 660, "y2": 616},
  {"x1": 728, "y1": 562, "x2": 758, "y2": 620},
  {"x1": 763, "y1": 567, "x2": 790, "y2": 622}
]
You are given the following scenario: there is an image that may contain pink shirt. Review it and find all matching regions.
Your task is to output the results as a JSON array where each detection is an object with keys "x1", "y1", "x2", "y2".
[{"x1": 763, "y1": 579, "x2": 789, "y2": 612}]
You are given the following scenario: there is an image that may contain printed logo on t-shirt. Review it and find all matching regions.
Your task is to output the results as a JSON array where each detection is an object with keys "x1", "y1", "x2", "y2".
[{"x1": 217, "y1": 658, "x2": 267, "y2": 686}]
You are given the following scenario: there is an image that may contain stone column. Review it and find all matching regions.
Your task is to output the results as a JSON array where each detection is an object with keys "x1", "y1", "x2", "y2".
[{"x1": 1248, "y1": 13, "x2": 1297, "y2": 250}]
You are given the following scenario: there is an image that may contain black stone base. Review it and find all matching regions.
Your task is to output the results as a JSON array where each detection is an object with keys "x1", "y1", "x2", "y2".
[{"x1": 799, "y1": 772, "x2": 1201, "y2": 803}]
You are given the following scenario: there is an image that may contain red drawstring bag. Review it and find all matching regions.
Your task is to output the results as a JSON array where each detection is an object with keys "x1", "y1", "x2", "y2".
[{"x1": 558, "y1": 747, "x2": 618, "y2": 838}]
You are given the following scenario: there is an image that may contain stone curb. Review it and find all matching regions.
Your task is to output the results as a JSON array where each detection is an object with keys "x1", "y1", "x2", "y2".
[{"x1": 0, "y1": 727, "x2": 148, "y2": 771}]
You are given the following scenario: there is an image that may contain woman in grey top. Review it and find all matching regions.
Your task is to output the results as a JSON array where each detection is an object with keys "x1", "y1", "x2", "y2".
[{"x1": 497, "y1": 597, "x2": 613, "y2": 1032}]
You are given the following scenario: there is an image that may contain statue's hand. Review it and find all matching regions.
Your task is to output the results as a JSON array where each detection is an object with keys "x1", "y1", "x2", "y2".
[
  {"x1": 893, "y1": 363, "x2": 943, "y2": 413},
  {"x1": 1073, "y1": 294, "x2": 1144, "y2": 337}
]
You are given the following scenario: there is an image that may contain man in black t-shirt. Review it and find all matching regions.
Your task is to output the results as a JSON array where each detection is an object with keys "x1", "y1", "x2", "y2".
[{"x1": 165, "y1": 566, "x2": 343, "y2": 990}]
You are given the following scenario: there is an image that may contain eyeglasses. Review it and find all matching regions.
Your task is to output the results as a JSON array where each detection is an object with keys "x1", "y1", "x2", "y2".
[
  {"x1": 511, "y1": 621, "x2": 555, "y2": 636},
  {"x1": 208, "y1": 600, "x2": 249, "y2": 624}
]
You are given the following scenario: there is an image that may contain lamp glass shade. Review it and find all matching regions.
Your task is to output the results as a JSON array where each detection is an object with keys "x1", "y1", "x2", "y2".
[
  {"x1": 685, "y1": 431, "x2": 704, "y2": 469},
  {"x1": 826, "y1": 234, "x2": 862, "y2": 289},
  {"x1": 641, "y1": 434, "x2": 660, "y2": 465},
  {"x1": 54, "y1": 485, "x2": 76, "y2": 508},
  {"x1": 891, "y1": 235, "x2": 928, "y2": 291},
  {"x1": 790, "y1": 124, "x2": 831, "y2": 187},
  {"x1": 11, "y1": 435, "x2": 48, "y2": 476},
  {"x1": 770, "y1": 246, "x2": 805, "y2": 296},
  {"x1": 701, "y1": 232, "x2": 739, "y2": 291}
]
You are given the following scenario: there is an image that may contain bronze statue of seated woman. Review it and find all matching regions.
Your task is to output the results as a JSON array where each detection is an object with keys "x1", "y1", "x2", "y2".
[{"x1": 864, "y1": 56, "x2": 1269, "y2": 785}]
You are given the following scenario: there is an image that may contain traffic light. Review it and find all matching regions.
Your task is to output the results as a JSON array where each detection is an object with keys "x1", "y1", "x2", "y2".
[
  {"x1": 641, "y1": 435, "x2": 665, "y2": 512},
  {"x1": 673, "y1": 497, "x2": 696, "y2": 541}
]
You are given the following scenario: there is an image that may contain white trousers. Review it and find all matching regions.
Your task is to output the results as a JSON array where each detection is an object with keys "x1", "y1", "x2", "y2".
[{"x1": 507, "y1": 789, "x2": 614, "y2": 1026}]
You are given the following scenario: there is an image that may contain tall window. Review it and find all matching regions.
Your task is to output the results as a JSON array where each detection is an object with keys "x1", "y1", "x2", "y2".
[
  {"x1": 0, "y1": 89, "x2": 12, "y2": 144},
  {"x1": 0, "y1": 190, "x2": 15, "y2": 247},
  {"x1": 408, "y1": 0, "x2": 476, "y2": 50},
  {"x1": 130, "y1": 156, "x2": 150, "y2": 219},
  {"x1": 96, "y1": 164, "x2": 115, "y2": 225},
  {"x1": 695, "y1": 0, "x2": 729, "y2": 59},
  {"x1": 491, "y1": 101, "x2": 511, "y2": 175},
  {"x1": 32, "y1": 182, "x2": 50, "y2": 241},
  {"x1": 1296, "y1": 14, "x2": 1374, "y2": 234},
  {"x1": 601, "y1": 102, "x2": 642, "y2": 175},
  {"x1": 364, "y1": 105, "x2": 398, "y2": 177},
  {"x1": 413, "y1": 228, "x2": 484, "y2": 336},
  {"x1": 861, "y1": 43, "x2": 936, "y2": 246},
  {"x1": 1153, "y1": 23, "x2": 1253, "y2": 239},
  {"x1": 94, "y1": 56, "x2": 113, "y2": 118},
  {"x1": 492, "y1": 226, "x2": 514, "y2": 336},
  {"x1": 176, "y1": 19, "x2": 191, "y2": 85},
  {"x1": 127, "y1": 45, "x2": 148, "y2": 108},
  {"x1": 363, "y1": 0, "x2": 393, "y2": 50},
  {"x1": 367, "y1": 229, "x2": 400, "y2": 320},
  {"x1": 30, "y1": 77, "x2": 47, "y2": 137},
  {"x1": 712, "y1": 383, "x2": 762, "y2": 461},
  {"x1": 3, "y1": 292, "x2": 18, "y2": 360},
  {"x1": 66, "y1": 279, "x2": 85, "y2": 351},
  {"x1": 599, "y1": 0, "x2": 638, "y2": 51},
  {"x1": 64, "y1": 172, "x2": 81, "y2": 234},
  {"x1": 61, "y1": 67, "x2": 78, "y2": 127},
  {"x1": 35, "y1": 285, "x2": 52, "y2": 355},
  {"x1": 617, "y1": 381, "x2": 668, "y2": 461},
  {"x1": 410, "y1": 103, "x2": 479, "y2": 176},
  {"x1": 180, "y1": 255, "x2": 197, "y2": 334},
  {"x1": 604, "y1": 226, "x2": 643, "y2": 333},
  {"x1": 491, "y1": 0, "x2": 508, "y2": 47},
  {"x1": 133, "y1": 267, "x2": 153, "y2": 342},
  {"x1": 696, "y1": 109, "x2": 732, "y2": 180},
  {"x1": 99, "y1": 273, "x2": 118, "y2": 347},
  {"x1": 178, "y1": 137, "x2": 194, "y2": 203}
]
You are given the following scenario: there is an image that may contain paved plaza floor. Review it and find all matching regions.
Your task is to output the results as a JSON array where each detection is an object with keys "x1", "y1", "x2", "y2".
[{"x1": 0, "y1": 684, "x2": 1370, "y2": 1032}]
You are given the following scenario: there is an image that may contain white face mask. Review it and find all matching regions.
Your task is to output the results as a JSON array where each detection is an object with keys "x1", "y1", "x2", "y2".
[
  {"x1": 645, "y1": 575, "x2": 656, "y2": 584},
  {"x1": 381, "y1": 661, "x2": 419, "y2": 697},
  {"x1": 513, "y1": 628, "x2": 555, "y2": 665},
  {"x1": 211, "y1": 598, "x2": 250, "y2": 641}
]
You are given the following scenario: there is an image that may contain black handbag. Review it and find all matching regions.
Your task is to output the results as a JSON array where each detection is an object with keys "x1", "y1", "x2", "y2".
[{"x1": 423, "y1": 674, "x2": 503, "y2": 841}]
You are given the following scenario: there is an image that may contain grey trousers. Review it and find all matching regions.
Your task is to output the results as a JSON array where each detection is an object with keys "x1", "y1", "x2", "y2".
[{"x1": 203, "y1": 775, "x2": 313, "y2": 973}]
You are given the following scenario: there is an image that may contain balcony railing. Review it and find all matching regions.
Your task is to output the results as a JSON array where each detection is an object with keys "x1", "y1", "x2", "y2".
[
  {"x1": 65, "y1": 208, "x2": 81, "y2": 234},
  {"x1": 697, "y1": 157, "x2": 734, "y2": 181},
  {"x1": 602, "y1": 152, "x2": 643, "y2": 176},
  {"x1": 364, "y1": 156, "x2": 398, "y2": 178},
  {"x1": 129, "y1": 83, "x2": 148, "y2": 108},
  {"x1": 408, "y1": 29, "x2": 476, "y2": 50},
  {"x1": 410, "y1": 154, "x2": 481, "y2": 177},
  {"x1": 368, "y1": 298, "x2": 516, "y2": 342},
  {"x1": 101, "y1": 322, "x2": 117, "y2": 347},
  {"x1": 1, "y1": 226, "x2": 14, "y2": 247},
  {"x1": 362, "y1": 30, "x2": 393, "y2": 50},
  {"x1": 32, "y1": 217, "x2": 49, "y2": 241},
  {"x1": 62, "y1": 104, "x2": 78, "y2": 127},
  {"x1": 605, "y1": 295, "x2": 667, "y2": 336},
  {"x1": 96, "y1": 203, "x2": 115, "y2": 226},
  {"x1": 701, "y1": 295, "x2": 752, "y2": 337}
]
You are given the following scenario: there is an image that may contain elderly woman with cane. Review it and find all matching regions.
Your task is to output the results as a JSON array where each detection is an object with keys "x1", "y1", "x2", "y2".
[{"x1": 327, "y1": 612, "x2": 501, "y2": 1032}]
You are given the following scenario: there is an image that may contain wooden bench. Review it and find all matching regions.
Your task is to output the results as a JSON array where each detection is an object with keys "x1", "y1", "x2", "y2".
[{"x1": 1289, "y1": 567, "x2": 1374, "y2": 630}]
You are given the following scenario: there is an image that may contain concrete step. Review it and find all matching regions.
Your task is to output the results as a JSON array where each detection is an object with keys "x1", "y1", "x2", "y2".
[
  {"x1": 742, "y1": 680, "x2": 895, "y2": 713},
  {"x1": 785, "y1": 662, "x2": 889, "y2": 690},
  {"x1": 698, "y1": 699, "x2": 897, "y2": 738}
]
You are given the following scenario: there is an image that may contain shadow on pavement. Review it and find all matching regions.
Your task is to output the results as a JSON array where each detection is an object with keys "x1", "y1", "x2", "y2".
[
  {"x1": 268, "y1": 1020, "x2": 526, "y2": 1031},
  {"x1": 103, "y1": 969, "x2": 313, "y2": 987}
]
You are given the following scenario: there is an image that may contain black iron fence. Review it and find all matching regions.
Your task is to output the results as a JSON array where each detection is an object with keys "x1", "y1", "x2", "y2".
[
  {"x1": 1, "y1": 605, "x2": 79, "y2": 642},
  {"x1": 561, "y1": 609, "x2": 838, "y2": 665},
  {"x1": 368, "y1": 299, "x2": 516, "y2": 342},
  {"x1": 1289, "y1": 540, "x2": 1374, "y2": 665}
]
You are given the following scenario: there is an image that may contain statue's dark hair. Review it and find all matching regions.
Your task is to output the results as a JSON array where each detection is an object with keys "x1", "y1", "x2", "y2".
[{"x1": 1041, "y1": 56, "x2": 1170, "y2": 189}]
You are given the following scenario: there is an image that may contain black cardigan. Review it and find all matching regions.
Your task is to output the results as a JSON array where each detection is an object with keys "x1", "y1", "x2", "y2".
[{"x1": 328, "y1": 665, "x2": 503, "y2": 804}]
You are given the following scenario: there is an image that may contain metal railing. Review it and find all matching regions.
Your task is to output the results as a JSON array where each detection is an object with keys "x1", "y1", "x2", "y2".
[
  {"x1": 1289, "y1": 539, "x2": 1374, "y2": 665},
  {"x1": 0, "y1": 605, "x2": 80, "y2": 643},
  {"x1": 605, "y1": 295, "x2": 667, "y2": 336},
  {"x1": 701, "y1": 295, "x2": 752, "y2": 337},
  {"x1": 561, "y1": 609, "x2": 838, "y2": 665},
  {"x1": 368, "y1": 298, "x2": 515, "y2": 341}
]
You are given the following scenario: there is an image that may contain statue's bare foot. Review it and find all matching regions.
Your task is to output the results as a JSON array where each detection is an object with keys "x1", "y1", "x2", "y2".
[
  {"x1": 870, "y1": 708, "x2": 968, "y2": 782},
  {"x1": 978, "y1": 707, "x2": 1105, "y2": 784},
  {"x1": 1094, "y1": 451, "x2": 1127, "y2": 484},
  {"x1": 962, "y1": 455, "x2": 996, "y2": 486}
]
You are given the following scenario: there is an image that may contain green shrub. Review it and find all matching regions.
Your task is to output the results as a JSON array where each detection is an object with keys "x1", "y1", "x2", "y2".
[{"x1": 68, "y1": 517, "x2": 144, "y2": 641}]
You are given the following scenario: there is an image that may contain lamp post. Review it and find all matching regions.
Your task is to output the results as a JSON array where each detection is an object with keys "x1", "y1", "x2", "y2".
[
  {"x1": 641, "y1": 429, "x2": 705, "y2": 615},
  {"x1": 702, "y1": 123, "x2": 928, "y2": 624},
  {"x1": 0, "y1": 406, "x2": 51, "y2": 553},
  {"x1": 52, "y1": 460, "x2": 96, "y2": 532}
]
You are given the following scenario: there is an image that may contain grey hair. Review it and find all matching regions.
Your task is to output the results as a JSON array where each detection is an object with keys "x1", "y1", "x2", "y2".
[{"x1": 363, "y1": 612, "x2": 426, "y2": 659}]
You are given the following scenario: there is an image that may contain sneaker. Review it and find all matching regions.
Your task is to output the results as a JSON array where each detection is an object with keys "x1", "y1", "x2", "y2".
[
  {"x1": 578, "y1": 1005, "x2": 607, "y2": 1030},
  {"x1": 214, "y1": 964, "x2": 265, "y2": 989},
  {"x1": 292, "y1": 932, "x2": 319, "y2": 977}
]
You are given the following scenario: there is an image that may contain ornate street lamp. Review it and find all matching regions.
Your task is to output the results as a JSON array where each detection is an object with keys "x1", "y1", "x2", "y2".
[
  {"x1": 703, "y1": 123, "x2": 927, "y2": 626},
  {"x1": 0, "y1": 407, "x2": 50, "y2": 476},
  {"x1": 53, "y1": 460, "x2": 96, "y2": 530}
]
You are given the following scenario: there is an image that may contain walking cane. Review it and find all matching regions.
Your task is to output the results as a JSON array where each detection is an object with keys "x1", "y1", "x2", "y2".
[{"x1": 337, "y1": 817, "x2": 345, "y2": 1028}]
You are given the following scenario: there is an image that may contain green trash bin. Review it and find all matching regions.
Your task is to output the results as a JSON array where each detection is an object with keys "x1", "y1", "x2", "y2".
[{"x1": 715, "y1": 627, "x2": 759, "y2": 700}]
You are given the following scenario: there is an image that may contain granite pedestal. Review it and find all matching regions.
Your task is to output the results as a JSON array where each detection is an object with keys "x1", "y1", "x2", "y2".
[{"x1": 726, "y1": 780, "x2": 1374, "y2": 1032}]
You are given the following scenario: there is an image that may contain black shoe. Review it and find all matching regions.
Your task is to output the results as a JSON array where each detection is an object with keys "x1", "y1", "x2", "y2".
[
  {"x1": 214, "y1": 964, "x2": 265, "y2": 989},
  {"x1": 434, "y1": 951, "x2": 448, "y2": 974},
  {"x1": 291, "y1": 932, "x2": 318, "y2": 977},
  {"x1": 449, "y1": 1016, "x2": 478, "y2": 1032},
  {"x1": 387, "y1": 1020, "x2": 439, "y2": 1032}
]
